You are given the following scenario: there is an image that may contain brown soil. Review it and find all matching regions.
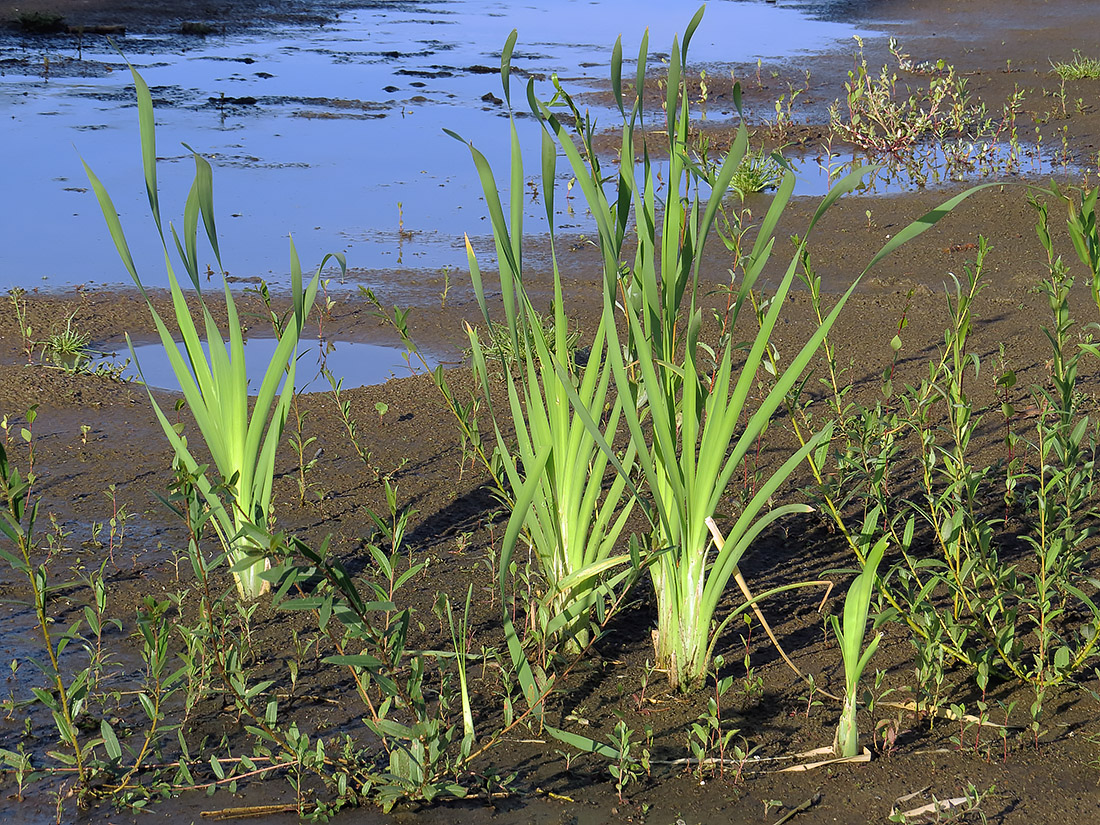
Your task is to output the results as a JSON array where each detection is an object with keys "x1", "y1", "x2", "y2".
[{"x1": 4, "y1": 2, "x2": 1100, "y2": 824}]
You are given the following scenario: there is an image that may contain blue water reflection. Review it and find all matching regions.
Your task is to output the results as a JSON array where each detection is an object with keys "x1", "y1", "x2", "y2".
[{"x1": 0, "y1": 0, "x2": 863, "y2": 291}]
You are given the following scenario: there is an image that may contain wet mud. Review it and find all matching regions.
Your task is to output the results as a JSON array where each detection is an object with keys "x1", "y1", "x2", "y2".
[{"x1": 3, "y1": 1, "x2": 1100, "y2": 824}]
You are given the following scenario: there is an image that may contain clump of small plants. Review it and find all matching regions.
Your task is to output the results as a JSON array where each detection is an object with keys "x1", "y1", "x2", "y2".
[{"x1": 1051, "y1": 51, "x2": 1100, "y2": 81}]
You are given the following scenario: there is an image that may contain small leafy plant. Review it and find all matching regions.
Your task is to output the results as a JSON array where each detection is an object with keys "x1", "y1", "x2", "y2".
[
  {"x1": 729, "y1": 148, "x2": 785, "y2": 198},
  {"x1": 606, "y1": 720, "x2": 644, "y2": 801},
  {"x1": 686, "y1": 656, "x2": 742, "y2": 777},
  {"x1": 41, "y1": 313, "x2": 91, "y2": 364},
  {"x1": 0, "y1": 429, "x2": 191, "y2": 809},
  {"x1": 830, "y1": 36, "x2": 985, "y2": 156}
]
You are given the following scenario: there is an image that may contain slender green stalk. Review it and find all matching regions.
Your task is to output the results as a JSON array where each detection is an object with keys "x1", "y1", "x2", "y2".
[
  {"x1": 445, "y1": 586, "x2": 476, "y2": 755},
  {"x1": 0, "y1": 438, "x2": 90, "y2": 786},
  {"x1": 528, "y1": 10, "x2": 993, "y2": 690},
  {"x1": 451, "y1": 32, "x2": 637, "y2": 652},
  {"x1": 831, "y1": 537, "x2": 886, "y2": 757},
  {"x1": 82, "y1": 64, "x2": 343, "y2": 598}
]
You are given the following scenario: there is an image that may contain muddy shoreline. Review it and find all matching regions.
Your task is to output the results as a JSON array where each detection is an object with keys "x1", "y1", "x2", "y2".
[
  {"x1": 4, "y1": 2, "x2": 1100, "y2": 824},
  {"x1": 1, "y1": 0, "x2": 361, "y2": 33}
]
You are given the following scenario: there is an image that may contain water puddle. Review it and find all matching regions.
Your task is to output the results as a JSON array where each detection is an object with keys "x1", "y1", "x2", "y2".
[
  {"x1": 0, "y1": 0, "x2": 867, "y2": 292},
  {"x1": 100, "y1": 337, "x2": 432, "y2": 392},
  {"x1": 788, "y1": 139, "x2": 1078, "y2": 197}
]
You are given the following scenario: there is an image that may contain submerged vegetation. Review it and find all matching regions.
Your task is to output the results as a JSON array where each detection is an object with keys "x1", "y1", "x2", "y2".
[{"x1": 5, "y1": 7, "x2": 1100, "y2": 823}]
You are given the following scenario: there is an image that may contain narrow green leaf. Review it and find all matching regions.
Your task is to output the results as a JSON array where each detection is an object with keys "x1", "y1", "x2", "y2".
[{"x1": 101, "y1": 720, "x2": 122, "y2": 761}]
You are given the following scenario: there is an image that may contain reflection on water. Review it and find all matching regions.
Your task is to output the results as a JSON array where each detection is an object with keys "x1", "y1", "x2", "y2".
[
  {"x1": 1, "y1": 1, "x2": 1077, "y2": 297},
  {"x1": 0, "y1": 0, "x2": 865, "y2": 291}
]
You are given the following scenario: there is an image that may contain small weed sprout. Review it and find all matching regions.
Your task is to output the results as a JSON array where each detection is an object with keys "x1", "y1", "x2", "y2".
[
  {"x1": 730, "y1": 148, "x2": 785, "y2": 198},
  {"x1": 737, "y1": 616, "x2": 766, "y2": 706},
  {"x1": 1051, "y1": 51, "x2": 1100, "y2": 80},
  {"x1": 6, "y1": 288, "x2": 34, "y2": 360},
  {"x1": 687, "y1": 655, "x2": 741, "y2": 778},
  {"x1": 831, "y1": 537, "x2": 886, "y2": 757},
  {"x1": 607, "y1": 720, "x2": 644, "y2": 801},
  {"x1": 5, "y1": 294, "x2": 99, "y2": 371},
  {"x1": 42, "y1": 313, "x2": 91, "y2": 358}
]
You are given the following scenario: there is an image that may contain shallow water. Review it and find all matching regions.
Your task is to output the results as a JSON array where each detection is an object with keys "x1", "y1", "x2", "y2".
[
  {"x1": 0, "y1": 0, "x2": 867, "y2": 293},
  {"x1": 111, "y1": 336, "x2": 434, "y2": 391},
  {"x1": 791, "y1": 137, "x2": 1078, "y2": 196}
]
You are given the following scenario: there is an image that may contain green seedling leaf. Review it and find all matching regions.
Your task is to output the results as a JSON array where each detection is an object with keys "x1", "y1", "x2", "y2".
[
  {"x1": 101, "y1": 720, "x2": 122, "y2": 761},
  {"x1": 30, "y1": 688, "x2": 58, "y2": 712},
  {"x1": 243, "y1": 680, "x2": 274, "y2": 701},
  {"x1": 546, "y1": 724, "x2": 621, "y2": 759},
  {"x1": 47, "y1": 750, "x2": 76, "y2": 766}
]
